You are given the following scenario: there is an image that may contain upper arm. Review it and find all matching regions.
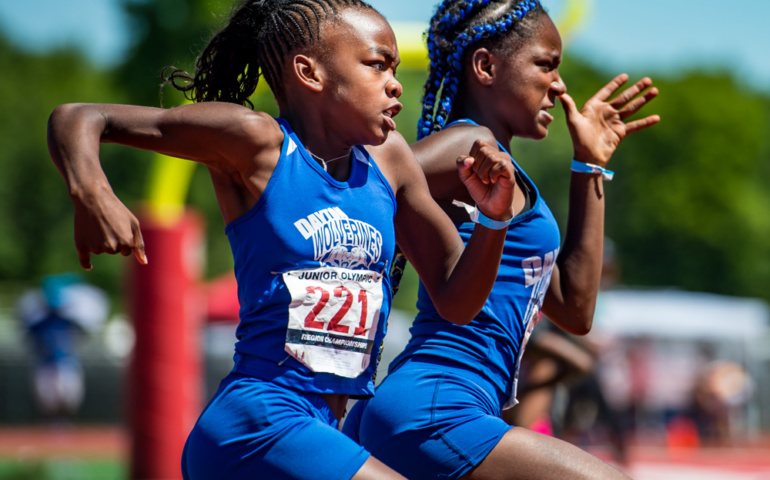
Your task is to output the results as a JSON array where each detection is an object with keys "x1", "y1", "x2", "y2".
[
  {"x1": 541, "y1": 264, "x2": 564, "y2": 322},
  {"x1": 541, "y1": 264, "x2": 593, "y2": 336},
  {"x1": 49, "y1": 102, "x2": 282, "y2": 174},
  {"x1": 97, "y1": 102, "x2": 282, "y2": 173},
  {"x1": 411, "y1": 125, "x2": 498, "y2": 203}
]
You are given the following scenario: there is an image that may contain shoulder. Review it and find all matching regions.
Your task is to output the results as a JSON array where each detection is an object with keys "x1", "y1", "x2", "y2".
[
  {"x1": 365, "y1": 130, "x2": 410, "y2": 160},
  {"x1": 235, "y1": 109, "x2": 284, "y2": 147},
  {"x1": 174, "y1": 104, "x2": 284, "y2": 174},
  {"x1": 180, "y1": 103, "x2": 283, "y2": 150},
  {"x1": 363, "y1": 131, "x2": 422, "y2": 194}
]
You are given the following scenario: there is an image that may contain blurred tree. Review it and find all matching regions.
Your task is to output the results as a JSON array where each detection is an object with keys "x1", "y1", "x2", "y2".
[
  {"x1": 117, "y1": 0, "x2": 232, "y2": 108},
  {"x1": 607, "y1": 73, "x2": 770, "y2": 299},
  {"x1": 0, "y1": 36, "x2": 131, "y2": 297}
]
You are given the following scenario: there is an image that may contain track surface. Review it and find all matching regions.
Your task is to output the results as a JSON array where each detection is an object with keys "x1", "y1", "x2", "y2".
[{"x1": 1, "y1": 426, "x2": 769, "y2": 479}]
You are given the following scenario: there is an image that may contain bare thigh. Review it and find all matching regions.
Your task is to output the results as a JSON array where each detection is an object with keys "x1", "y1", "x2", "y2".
[
  {"x1": 461, "y1": 427, "x2": 631, "y2": 480},
  {"x1": 352, "y1": 456, "x2": 407, "y2": 480}
]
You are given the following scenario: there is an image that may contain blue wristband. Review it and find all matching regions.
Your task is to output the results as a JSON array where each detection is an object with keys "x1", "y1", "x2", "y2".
[
  {"x1": 571, "y1": 159, "x2": 614, "y2": 181},
  {"x1": 452, "y1": 200, "x2": 513, "y2": 230}
]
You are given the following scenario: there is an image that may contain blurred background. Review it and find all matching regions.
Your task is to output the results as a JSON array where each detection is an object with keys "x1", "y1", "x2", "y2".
[{"x1": 0, "y1": 0, "x2": 768, "y2": 479}]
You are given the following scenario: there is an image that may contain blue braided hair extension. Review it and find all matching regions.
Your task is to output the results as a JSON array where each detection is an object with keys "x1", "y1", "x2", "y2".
[
  {"x1": 417, "y1": 0, "x2": 543, "y2": 140},
  {"x1": 390, "y1": 0, "x2": 545, "y2": 298}
]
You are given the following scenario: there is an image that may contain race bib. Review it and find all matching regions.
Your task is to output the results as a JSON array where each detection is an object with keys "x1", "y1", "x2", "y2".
[{"x1": 283, "y1": 266, "x2": 384, "y2": 378}]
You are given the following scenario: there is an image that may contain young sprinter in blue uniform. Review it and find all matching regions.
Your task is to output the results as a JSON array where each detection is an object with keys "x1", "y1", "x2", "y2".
[
  {"x1": 343, "y1": 1, "x2": 660, "y2": 479},
  {"x1": 46, "y1": 1, "x2": 518, "y2": 479}
]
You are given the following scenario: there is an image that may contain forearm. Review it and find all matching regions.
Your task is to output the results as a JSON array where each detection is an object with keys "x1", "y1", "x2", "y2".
[
  {"x1": 397, "y1": 202, "x2": 508, "y2": 326},
  {"x1": 47, "y1": 103, "x2": 113, "y2": 201},
  {"x1": 433, "y1": 224, "x2": 507, "y2": 325},
  {"x1": 548, "y1": 172, "x2": 605, "y2": 333}
]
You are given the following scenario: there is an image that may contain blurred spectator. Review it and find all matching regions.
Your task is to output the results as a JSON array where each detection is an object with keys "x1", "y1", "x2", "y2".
[
  {"x1": 15, "y1": 273, "x2": 109, "y2": 420},
  {"x1": 693, "y1": 360, "x2": 754, "y2": 445},
  {"x1": 510, "y1": 237, "x2": 631, "y2": 467},
  {"x1": 505, "y1": 318, "x2": 596, "y2": 436}
]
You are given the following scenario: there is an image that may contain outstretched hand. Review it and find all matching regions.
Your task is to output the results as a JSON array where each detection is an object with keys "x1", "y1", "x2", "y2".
[
  {"x1": 559, "y1": 73, "x2": 660, "y2": 166},
  {"x1": 456, "y1": 140, "x2": 516, "y2": 221},
  {"x1": 72, "y1": 192, "x2": 147, "y2": 270}
]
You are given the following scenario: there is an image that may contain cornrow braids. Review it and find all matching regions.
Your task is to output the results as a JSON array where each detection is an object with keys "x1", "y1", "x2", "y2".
[
  {"x1": 417, "y1": 0, "x2": 544, "y2": 139},
  {"x1": 164, "y1": 0, "x2": 376, "y2": 108}
]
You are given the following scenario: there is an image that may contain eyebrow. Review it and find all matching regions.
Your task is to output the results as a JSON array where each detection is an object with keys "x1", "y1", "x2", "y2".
[
  {"x1": 371, "y1": 46, "x2": 401, "y2": 67},
  {"x1": 531, "y1": 47, "x2": 561, "y2": 63}
]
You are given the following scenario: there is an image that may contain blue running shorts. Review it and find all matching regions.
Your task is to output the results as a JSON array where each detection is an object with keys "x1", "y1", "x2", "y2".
[
  {"x1": 342, "y1": 358, "x2": 513, "y2": 479},
  {"x1": 182, "y1": 373, "x2": 370, "y2": 480}
]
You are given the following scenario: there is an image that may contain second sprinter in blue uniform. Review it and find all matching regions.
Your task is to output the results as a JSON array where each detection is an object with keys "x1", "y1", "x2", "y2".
[{"x1": 343, "y1": 1, "x2": 660, "y2": 479}]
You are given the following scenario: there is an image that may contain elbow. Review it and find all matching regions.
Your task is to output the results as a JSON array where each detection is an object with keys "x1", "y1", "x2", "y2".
[
  {"x1": 49, "y1": 103, "x2": 83, "y2": 125},
  {"x1": 567, "y1": 310, "x2": 594, "y2": 336},
  {"x1": 552, "y1": 290, "x2": 598, "y2": 335},
  {"x1": 556, "y1": 306, "x2": 594, "y2": 336},
  {"x1": 48, "y1": 104, "x2": 68, "y2": 139},
  {"x1": 48, "y1": 103, "x2": 94, "y2": 142},
  {"x1": 435, "y1": 303, "x2": 477, "y2": 326},
  {"x1": 568, "y1": 320, "x2": 593, "y2": 336},
  {"x1": 443, "y1": 314, "x2": 474, "y2": 326}
]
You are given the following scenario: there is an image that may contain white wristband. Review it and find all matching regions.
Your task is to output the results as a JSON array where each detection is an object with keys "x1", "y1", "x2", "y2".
[
  {"x1": 452, "y1": 200, "x2": 513, "y2": 230},
  {"x1": 571, "y1": 159, "x2": 614, "y2": 181}
]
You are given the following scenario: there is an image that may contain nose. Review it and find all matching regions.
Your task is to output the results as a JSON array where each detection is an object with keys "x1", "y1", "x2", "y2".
[
  {"x1": 387, "y1": 79, "x2": 402, "y2": 98},
  {"x1": 551, "y1": 72, "x2": 566, "y2": 96}
]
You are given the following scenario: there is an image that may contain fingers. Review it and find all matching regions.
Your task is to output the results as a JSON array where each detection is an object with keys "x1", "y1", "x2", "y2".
[
  {"x1": 132, "y1": 223, "x2": 148, "y2": 265},
  {"x1": 467, "y1": 138, "x2": 485, "y2": 159},
  {"x1": 614, "y1": 78, "x2": 660, "y2": 134},
  {"x1": 466, "y1": 140, "x2": 514, "y2": 184},
  {"x1": 456, "y1": 154, "x2": 475, "y2": 183},
  {"x1": 590, "y1": 73, "x2": 629, "y2": 103},
  {"x1": 618, "y1": 86, "x2": 659, "y2": 120},
  {"x1": 457, "y1": 140, "x2": 516, "y2": 221},
  {"x1": 608, "y1": 76, "x2": 653, "y2": 109},
  {"x1": 558, "y1": 92, "x2": 579, "y2": 120},
  {"x1": 118, "y1": 228, "x2": 147, "y2": 265},
  {"x1": 74, "y1": 217, "x2": 147, "y2": 270},
  {"x1": 625, "y1": 114, "x2": 661, "y2": 135},
  {"x1": 78, "y1": 249, "x2": 93, "y2": 271}
]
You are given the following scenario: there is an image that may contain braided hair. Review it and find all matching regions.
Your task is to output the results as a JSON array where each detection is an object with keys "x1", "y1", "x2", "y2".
[
  {"x1": 165, "y1": 0, "x2": 377, "y2": 108},
  {"x1": 417, "y1": 0, "x2": 546, "y2": 139},
  {"x1": 389, "y1": 0, "x2": 546, "y2": 298}
]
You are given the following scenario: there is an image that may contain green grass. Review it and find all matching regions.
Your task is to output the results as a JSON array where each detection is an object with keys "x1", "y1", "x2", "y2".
[{"x1": 0, "y1": 458, "x2": 125, "y2": 480}]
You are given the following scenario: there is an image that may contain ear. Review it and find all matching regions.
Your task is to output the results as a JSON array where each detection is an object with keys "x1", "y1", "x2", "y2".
[
  {"x1": 293, "y1": 54, "x2": 324, "y2": 92},
  {"x1": 470, "y1": 48, "x2": 495, "y2": 86}
]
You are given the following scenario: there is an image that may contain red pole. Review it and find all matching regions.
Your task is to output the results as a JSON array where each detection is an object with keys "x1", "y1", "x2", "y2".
[{"x1": 128, "y1": 209, "x2": 205, "y2": 480}]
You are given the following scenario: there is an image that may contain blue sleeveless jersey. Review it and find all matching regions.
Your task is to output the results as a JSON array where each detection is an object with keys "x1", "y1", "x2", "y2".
[
  {"x1": 389, "y1": 131, "x2": 561, "y2": 408},
  {"x1": 225, "y1": 118, "x2": 397, "y2": 397}
]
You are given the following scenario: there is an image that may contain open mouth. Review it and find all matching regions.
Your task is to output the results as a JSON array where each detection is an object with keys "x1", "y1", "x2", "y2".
[
  {"x1": 383, "y1": 103, "x2": 402, "y2": 130},
  {"x1": 539, "y1": 104, "x2": 555, "y2": 124}
]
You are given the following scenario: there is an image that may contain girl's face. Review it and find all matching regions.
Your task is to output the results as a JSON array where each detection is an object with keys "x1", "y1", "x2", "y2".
[
  {"x1": 317, "y1": 8, "x2": 403, "y2": 146},
  {"x1": 495, "y1": 14, "x2": 565, "y2": 140}
]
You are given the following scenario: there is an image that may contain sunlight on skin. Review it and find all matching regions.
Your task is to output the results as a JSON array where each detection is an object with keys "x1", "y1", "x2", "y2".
[{"x1": 142, "y1": 0, "x2": 594, "y2": 225}]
